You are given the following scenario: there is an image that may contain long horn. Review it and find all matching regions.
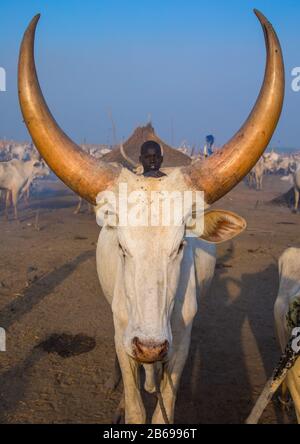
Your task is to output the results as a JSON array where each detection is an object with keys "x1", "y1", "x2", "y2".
[
  {"x1": 120, "y1": 143, "x2": 139, "y2": 168},
  {"x1": 18, "y1": 15, "x2": 120, "y2": 204},
  {"x1": 159, "y1": 143, "x2": 164, "y2": 157},
  {"x1": 182, "y1": 10, "x2": 284, "y2": 203}
]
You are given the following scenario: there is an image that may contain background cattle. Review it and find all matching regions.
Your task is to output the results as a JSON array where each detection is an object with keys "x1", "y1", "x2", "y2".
[{"x1": 0, "y1": 158, "x2": 49, "y2": 219}]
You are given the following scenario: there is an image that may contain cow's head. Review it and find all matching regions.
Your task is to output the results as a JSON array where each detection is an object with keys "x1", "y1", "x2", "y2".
[
  {"x1": 18, "y1": 10, "x2": 284, "y2": 362},
  {"x1": 96, "y1": 174, "x2": 246, "y2": 362},
  {"x1": 31, "y1": 160, "x2": 50, "y2": 178}
]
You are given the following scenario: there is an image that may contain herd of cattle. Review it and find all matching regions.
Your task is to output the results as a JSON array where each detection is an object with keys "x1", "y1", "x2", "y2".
[
  {"x1": 0, "y1": 140, "x2": 298, "y2": 213},
  {"x1": 1, "y1": 141, "x2": 300, "y2": 218},
  {"x1": 0, "y1": 141, "x2": 113, "y2": 218}
]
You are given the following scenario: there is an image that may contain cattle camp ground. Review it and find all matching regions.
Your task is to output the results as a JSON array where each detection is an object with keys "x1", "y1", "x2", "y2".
[{"x1": 0, "y1": 143, "x2": 299, "y2": 424}]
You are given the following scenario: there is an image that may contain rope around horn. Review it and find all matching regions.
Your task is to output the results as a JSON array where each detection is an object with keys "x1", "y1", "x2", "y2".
[{"x1": 153, "y1": 363, "x2": 169, "y2": 424}]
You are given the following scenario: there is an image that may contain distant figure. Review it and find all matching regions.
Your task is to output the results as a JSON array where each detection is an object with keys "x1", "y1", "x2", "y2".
[
  {"x1": 139, "y1": 141, "x2": 166, "y2": 178},
  {"x1": 203, "y1": 135, "x2": 215, "y2": 158}
]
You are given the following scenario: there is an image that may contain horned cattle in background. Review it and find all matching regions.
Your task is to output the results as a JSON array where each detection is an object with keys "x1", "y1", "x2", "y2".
[
  {"x1": 0, "y1": 158, "x2": 49, "y2": 219},
  {"x1": 247, "y1": 152, "x2": 296, "y2": 191},
  {"x1": 248, "y1": 157, "x2": 266, "y2": 190},
  {"x1": 280, "y1": 162, "x2": 300, "y2": 213},
  {"x1": 0, "y1": 141, "x2": 40, "y2": 162},
  {"x1": 18, "y1": 10, "x2": 284, "y2": 423}
]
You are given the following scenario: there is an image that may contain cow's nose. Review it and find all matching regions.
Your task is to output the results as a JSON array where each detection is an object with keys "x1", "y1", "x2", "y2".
[{"x1": 132, "y1": 337, "x2": 169, "y2": 363}]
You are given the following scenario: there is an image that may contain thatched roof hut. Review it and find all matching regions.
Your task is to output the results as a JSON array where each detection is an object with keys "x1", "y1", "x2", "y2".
[{"x1": 102, "y1": 123, "x2": 192, "y2": 169}]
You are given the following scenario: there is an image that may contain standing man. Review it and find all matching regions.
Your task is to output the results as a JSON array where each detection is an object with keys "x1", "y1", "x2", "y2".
[{"x1": 203, "y1": 134, "x2": 214, "y2": 158}]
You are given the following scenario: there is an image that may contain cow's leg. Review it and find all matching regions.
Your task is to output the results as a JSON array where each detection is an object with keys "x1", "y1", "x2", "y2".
[
  {"x1": 256, "y1": 174, "x2": 261, "y2": 191},
  {"x1": 294, "y1": 188, "x2": 299, "y2": 213},
  {"x1": 74, "y1": 197, "x2": 82, "y2": 214},
  {"x1": 20, "y1": 182, "x2": 30, "y2": 204},
  {"x1": 151, "y1": 327, "x2": 192, "y2": 424},
  {"x1": 5, "y1": 190, "x2": 11, "y2": 220},
  {"x1": 11, "y1": 190, "x2": 19, "y2": 220},
  {"x1": 25, "y1": 184, "x2": 30, "y2": 204},
  {"x1": 115, "y1": 337, "x2": 146, "y2": 424},
  {"x1": 248, "y1": 175, "x2": 252, "y2": 188}
]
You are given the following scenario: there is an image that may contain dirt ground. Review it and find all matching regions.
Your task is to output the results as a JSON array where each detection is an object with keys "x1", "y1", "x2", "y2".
[{"x1": 0, "y1": 174, "x2": 298, "y2": 424}]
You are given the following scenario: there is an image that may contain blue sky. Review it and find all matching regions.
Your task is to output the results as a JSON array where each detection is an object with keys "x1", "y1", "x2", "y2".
[{"x1": 0, "y1": 0, "x2": 299, "y2": 148}]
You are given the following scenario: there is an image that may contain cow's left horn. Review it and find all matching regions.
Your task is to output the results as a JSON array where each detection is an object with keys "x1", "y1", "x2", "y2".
[
  {"x1": 182, "y1": 10, "x2": 285, "y2": 203},
  {"x1": 18, "y1": 14, "x2": 120, "y2": 204}
]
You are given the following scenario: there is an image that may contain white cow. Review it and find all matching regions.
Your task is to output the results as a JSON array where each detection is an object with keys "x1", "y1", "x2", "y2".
[
  {"x1": 281, "y1": 163, "x2": 300, "y2": 213},
  {"x1": 0, "y1": 145, "x2": 11, "y2": 161},
  {"x1": 276, "y1": 156, "x2": 295, "y2": 175},
  {"x1": 18, "y1": 10, "x2": 284, "y2": 423},
  {"x1": 0, "y1": 159, "x2": 49, "y2": 219},
  {"x1": 10, "y1": 143, "x2": 30, "y2": 160},
  {"x1": 248, "y1": 157, "x2": 266, "y2": 190},
  {"x1": 96, "y1": 171, "x2": 246, "y2": 423},
  {"x1": 263, "y1": 151, "x2": 280, "y2": 173}
]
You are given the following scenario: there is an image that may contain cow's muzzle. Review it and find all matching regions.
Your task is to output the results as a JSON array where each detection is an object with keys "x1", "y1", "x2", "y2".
[{"x1": 132, "y1": 337, "x2": 169, "y2": 363}]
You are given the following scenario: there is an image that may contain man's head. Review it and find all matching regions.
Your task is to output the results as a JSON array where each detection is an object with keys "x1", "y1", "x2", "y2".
[{"x1": 139, "y1": 141, "x2": 163, "y2": 173}]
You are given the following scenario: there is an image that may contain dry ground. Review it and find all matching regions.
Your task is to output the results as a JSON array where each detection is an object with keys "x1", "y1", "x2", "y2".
[{"x1": 0, "y1": 174, "x2": 298, "y2": 424}]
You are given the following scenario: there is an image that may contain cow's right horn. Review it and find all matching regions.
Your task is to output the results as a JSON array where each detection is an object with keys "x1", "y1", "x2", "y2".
[
  {"x1": 182, "y1": 10, "x2": 285, "y2": 204},
  {"x1": 18, "y1": 14, "x2": 120, "y2": 204}
]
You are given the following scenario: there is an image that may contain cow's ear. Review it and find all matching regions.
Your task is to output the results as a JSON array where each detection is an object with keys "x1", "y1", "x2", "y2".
[{"x1": 199, "y1": 210, "x2": 246, "y2": 244}]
